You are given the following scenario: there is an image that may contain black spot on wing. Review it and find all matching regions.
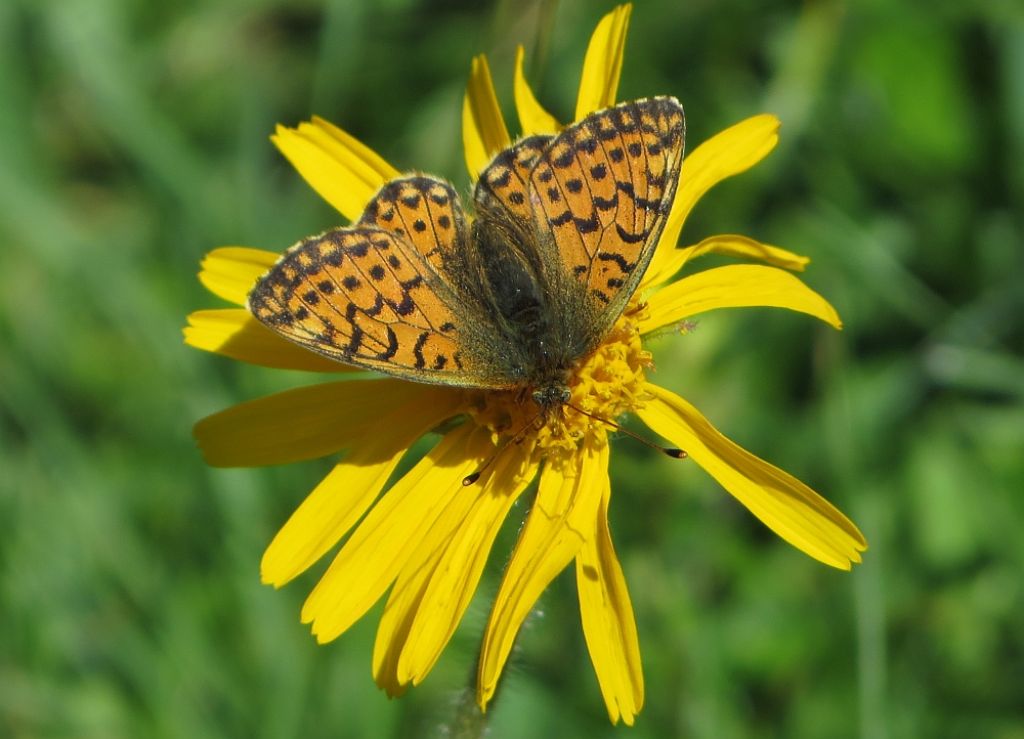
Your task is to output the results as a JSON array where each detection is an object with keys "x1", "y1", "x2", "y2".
[
  {"x1": 551, "y1": 210, "x2": 573, "y2": 227},
  {"x1": 597, "y1": 250, "x2": 636, "y2": 274},
  {"x1": 362, "y1": 293, "x2": 385, "y2": 317},
  {"x1": 377, "y1": 327, "x2": 399, "y2": 360},
  {"x1": 412, "y1": 332, "x2": 429, "y2": 369},
  {"x1": 574, "y1": 214, "x2": 600, "y2": 234},
  {"x1": 615, "y1": 223, "x2": 650, "y2": 244},
  {"x1": 345, "y1": 324, "x2": 364, "y2": 355},
  {"x1": 553, "y1": 149, "x2": 575, "y2": 168},
  {"x1": 616, "y1": 180, "x2": 663, "y2": 212}
]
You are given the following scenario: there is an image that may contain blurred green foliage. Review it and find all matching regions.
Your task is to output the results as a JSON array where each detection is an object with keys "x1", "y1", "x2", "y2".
[{"x1": 2, "y1": 0, "x2": 1023, "y2": 736}]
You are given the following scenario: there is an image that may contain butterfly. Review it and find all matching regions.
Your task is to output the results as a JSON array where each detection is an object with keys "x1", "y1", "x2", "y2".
[{"x1": 249, "y1": 97, "x2": 685, "y2": 410}]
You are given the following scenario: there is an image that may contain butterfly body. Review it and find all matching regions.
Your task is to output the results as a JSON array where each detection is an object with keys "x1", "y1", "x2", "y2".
[
  {"x1": 460, "y1": 215, "x2": 577, "y2": 407},
  {"x1": 250, "y1": 97, "x2": 685, "y2": 414}
]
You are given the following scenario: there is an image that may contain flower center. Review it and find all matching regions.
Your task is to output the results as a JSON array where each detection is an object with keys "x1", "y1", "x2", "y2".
[{"x1": 466, "y1": 305, "x2": 653, "y2": 468}]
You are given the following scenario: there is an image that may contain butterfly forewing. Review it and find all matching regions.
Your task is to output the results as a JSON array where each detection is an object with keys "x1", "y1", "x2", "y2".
[
  {"x1": 529, "y1": 97, "x2": 685, "y2": 338},
  {"x1": 249, "y1": 226, "x2": 509, "y2": 388}
]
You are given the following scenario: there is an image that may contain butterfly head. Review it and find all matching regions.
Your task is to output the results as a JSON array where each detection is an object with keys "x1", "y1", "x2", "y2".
[{"x1": 531, "y1": 382, "x2": 572, "y2": 411}]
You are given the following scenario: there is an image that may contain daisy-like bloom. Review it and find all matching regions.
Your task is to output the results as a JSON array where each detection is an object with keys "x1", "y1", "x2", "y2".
[{"x1": 186, "y1": 4, "x2": 866, "y2": 726}]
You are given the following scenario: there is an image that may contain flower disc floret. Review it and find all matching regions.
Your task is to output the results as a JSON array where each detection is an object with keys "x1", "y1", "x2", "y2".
[{"x1": 466, "y1": 308, "x2": 652, "y2": 468}]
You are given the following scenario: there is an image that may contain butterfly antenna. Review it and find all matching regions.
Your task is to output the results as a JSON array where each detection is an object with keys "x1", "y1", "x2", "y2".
[
  {"x1": 462, "y1": 407, "x2": 546, "y2": 486},
  {"x1": 565, "y1": 402, "x2": 687, "y2": 459}
]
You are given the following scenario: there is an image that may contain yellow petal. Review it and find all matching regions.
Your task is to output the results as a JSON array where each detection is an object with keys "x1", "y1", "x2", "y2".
[
  {"x1": 649, "y1": 114, "x2": 781, "y2": 272},
  {"x1": 372, "y1": 438, "x2": 537, "y2": 694},
  {"x1": 576, "y1": 475, "x2": 643, "y2": 725},
  {"x1": 184, "y1": 309, "x2": 349, "y2": 373},
  {"x1": 640, "y1": 264, "x2": 842, "y2": 335},
  {"x1": 478, "y1": 443, "x2": 609, "y2": 710},
  {"x1": 271, "y1": 116, "x2": 400, "y2": 222},
  {"x1": 514, "y1": 45, "x2": 560, "y2": 135},
  {"x1": 198, "y1": 247, "x2": 279, "y2": 306},
  {"x1": 641, "y1": 234, "x2": 810, "y2": 291},
  {"x1": 300, "y1": 423, "x2": 494, "y2": 641},
  {"x1": 372, "y1": 531, "x2": 443, "y2": 697},
  {"x1": 636, "y1": 384, "x2": 867, "y2": 569},
  {"x1": 462, "y1": 55, "x2": 512, "y2": 180},
  {"x1": 263, "y1": 443, "x2": 403, "y2": 589},
  {"x1": 194, "y1": 379, "x2": 459, "y2": 467},
  {"x1": 575, "y1": 4, "x2": 632, "y2": 120},
  {"x1": 397, "y1": 446, "x2": 539, "y2": 685}
]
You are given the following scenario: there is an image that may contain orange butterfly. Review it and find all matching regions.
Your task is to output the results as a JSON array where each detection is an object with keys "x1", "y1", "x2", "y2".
[{"x1": 249, "y1": 97, "x2": 685, "y2": 409}]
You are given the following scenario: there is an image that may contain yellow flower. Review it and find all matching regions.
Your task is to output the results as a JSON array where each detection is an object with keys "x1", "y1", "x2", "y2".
[{"x1": 185, "y1": 4, "x2": 866, "y2": 726}]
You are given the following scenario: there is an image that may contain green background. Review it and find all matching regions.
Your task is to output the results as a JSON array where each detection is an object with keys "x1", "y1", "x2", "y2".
[{"x1": 2, "y1": 0, "x2": 1022, "y2": 736}]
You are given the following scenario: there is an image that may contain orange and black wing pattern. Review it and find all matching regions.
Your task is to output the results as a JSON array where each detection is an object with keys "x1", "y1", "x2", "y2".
[
  {"x1": 249, "y1": 101, "x2": 684, "y2": 390},
  {"x1": 359, "y1": 176, "x2": 468, "y2": 279},
  {"x1": 248, "y1": 222, "x2": 508, "y2": 389},
  {"x1": 529, "y1": 97, "x2": 685, "y2": 335},
  {"x1": 474, "y1": 135, "x2": 553, "y2": 231}
]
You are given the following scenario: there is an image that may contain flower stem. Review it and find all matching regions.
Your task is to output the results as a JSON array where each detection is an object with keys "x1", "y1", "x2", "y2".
[
  {"x1": 447, "y1": 687, "x2": 489, "y2": 739},
  {"x1": 440, "y1": 611, "x2": 520, "y2": 739}
]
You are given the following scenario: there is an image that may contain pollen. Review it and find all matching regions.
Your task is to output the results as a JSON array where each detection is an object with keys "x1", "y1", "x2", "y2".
[{"x1": 466, "y1": 305, "x2": 653, "y2": 468}]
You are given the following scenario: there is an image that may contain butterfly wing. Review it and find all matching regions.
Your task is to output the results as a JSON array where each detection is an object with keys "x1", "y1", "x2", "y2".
[
  {"x1": 249, "y1": 178, "x2": 517, "y2": 389},
  {"x1": 474, "y1": 135, "x2": 553, "y2": 232},
  {"x1": 250, "y1": 99, "x2": 684, "y2": 390},
  {"x1": 359, "y1": 175, "x2": 469, "y2": 279},
  {"x1": 527, "y1": 97, "x2": 685, "y2": 348}
]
